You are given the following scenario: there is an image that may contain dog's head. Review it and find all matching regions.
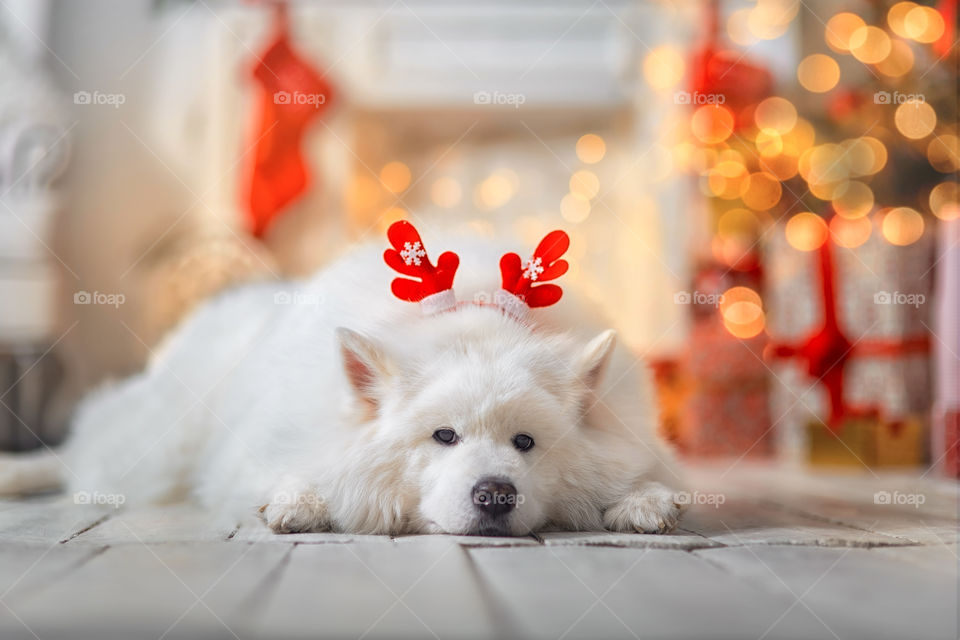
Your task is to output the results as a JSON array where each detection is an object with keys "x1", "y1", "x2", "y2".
[{"x1": 336, "y1": 307, "x2": 617, "y2": 536}]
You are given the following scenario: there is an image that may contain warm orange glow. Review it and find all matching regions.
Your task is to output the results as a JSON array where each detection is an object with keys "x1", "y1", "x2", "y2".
[
  {"x1": 888, "y1": 2, "x2": 919, "y2": 37},
  {"x1": 345, "y1": 175, "x2": 382, "y2": 210},
  {"x1": 894, "y1": 101, "x2": 937, "y2": 139},
  {"x1": 929, "y1": 182, "x2": 960, "y2": 220},
  {"x1": 569, "y1": 170, "x2": 600, "y2": 199},
  {"x1": 722, "y1": 305, "x2": 766, "y2": 338},
  {"x1": 379, "y1": 161, "x2": 411, "y2": 193},
  {"x1": 576, "y1": 134, "x2": 606, "y2": 164},
  {"x1": 849, "y1": 26, "x2": 892, "y2": 64},
  {"x1": 760, "y1": 154, "x2": 799, "y2": 181},
  {"x1": 786, "y1": 212, "x2": 829, "y2": 251},
  {"x1": 841, "y1": 137, "x2": 887, "y2": 177},
  {"x1": 876, "y1": 39, "x2": 915, "y2": 77},
  {"x1": 755, "y1": 128, "x2": 783, "y2": 157},
  {"x1": 560, "y1": 193, "x2": 591, "y2": 223},
  {"x1": 927, "y1": 135, "x2": 960, "y2": 173},
  {"x1": 781, "y1": 119, "x2": 816, "y2": 156},
  {"x1": 691, "y1": 105, "x2": 735, "y2": 144},
  {"x1": 475, "y1": 170, "x2": 517, "y2": 209},
  {"x1": 830, "y1": 215, "x2": 872, "y2": 248},
  {"x1": 798, "y1": 54, "x2": 840, "y2": 93},
  {"x1": 430, "y1": 177, "x2": 462, "y2": 208},
  {"x1": 644, "y1": 46, "x2": 685, "y2": 90},
  {"x1": 727, "y1": 8, "x2": 755, "y2": 46},
  {"x1": 754, "y1": 97, "x2": 797, "y2": 134},
  {"x1": 717, "y1": 208, "x2": 765, "y2": 239},
  {"x1": 707, "y1": 161, "x2": 749, "y2": 200},
  {"x1": 881, "y1": 207, "x2": 925, "y2": 245},
  {"x1": 377, "y1": 206, "x2": 408, "y2": 232},
  {"x1": 832, "y1": 181, "x2": 875, "y2": 219},
  {"x1": 826, "y1": 12, "x2": 866, "y2": 52},
  {"x1": 904, "y1": 6, "x2": 945, "y2": 43},
  {"x1": 804, "y1": 144, "x2": 848, "y2": 186},
  {"x1": 742, "y1": 172, "x2": 782, "y2": 211}
]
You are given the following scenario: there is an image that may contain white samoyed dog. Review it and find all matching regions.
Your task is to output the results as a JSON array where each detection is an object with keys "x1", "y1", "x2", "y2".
[{"x1": 2, "y1": 225, "x2": 683, "y2": 537}]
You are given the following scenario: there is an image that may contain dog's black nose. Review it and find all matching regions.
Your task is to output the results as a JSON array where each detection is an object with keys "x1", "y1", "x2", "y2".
[{"x1": 472, "y1": 478, "x2": 517, "y2": 517}]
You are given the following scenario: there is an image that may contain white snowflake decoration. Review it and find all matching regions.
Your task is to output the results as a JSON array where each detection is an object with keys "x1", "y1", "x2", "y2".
[
  {"x1": 400, "y1": 241, "x2": 426, "y2": 266},
  {"x1": 523, "y1": 257, "x2": 544, "y2": 281}
]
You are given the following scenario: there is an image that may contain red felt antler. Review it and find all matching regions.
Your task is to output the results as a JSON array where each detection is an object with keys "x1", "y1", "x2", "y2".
[
  {"x1": 499, "y1": 230, "x2": 570, "y2": 308},
  {"x1": 383, "y1": 221, "x2": 460, "y2": 303}
]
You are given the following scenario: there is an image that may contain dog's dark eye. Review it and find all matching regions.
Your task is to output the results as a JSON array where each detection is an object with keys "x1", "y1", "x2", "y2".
[
  {"x1": 512, "y1": 433, "x2": 534, "y2": 452},
  {"x1": 433, "y1": 428, "x2": 458, "y2": 445}
]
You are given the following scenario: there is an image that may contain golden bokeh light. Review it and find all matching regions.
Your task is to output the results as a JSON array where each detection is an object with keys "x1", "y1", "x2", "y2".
[
  {"x1": 475, "y1": 170, "x2": 517, "y2": 210},
  {"x1": 755, "y1": 128, "x2": 784, "y2": 157},
  {"x1": 875, "y1": 39, "x2": 915, "y2": 77},
  {"x1": 720, "y1": 286, "x2": 765, "y2": 339},
  {"x1": 826, "y1": 12, "x2": 866, "y2": 52},
  {"x1": 888, "y1": 2, "x2": 919, "y2": 37},
  {"x1": 786, "y1": 212, "x2": 829, "y2": 251},
  {"x1": 894, "y1": 100, "x2": 937, "y2": 139},
  {"x1": 576, "y1": 134, "x2": 606, "y2": 164},
  {"x1": 849, "y1": 26, "x2": 892, "y2": 64},
  {"x1": 727, "y1": 8, "x2": 755, "y2": 46},
  {"x1": 829, "y1": 215, "x2": 872, "y2": 248},
  {"x1": 927, "y1": 135, "x2": 960, "y2": 173},
  {"x1": 904, "y1": 5, "x2": 945, "y2": 43},
  {"x1": 803, "y1": 143, "x2": 849, "y2": 186},
  {"x1": 798, "y1": 54, "x2": 840, "y2": 93},
  {"x1": 742, "y1": 171, "x2": 782, "y2": 211},
  {"x1": 718, "y1": 208, "x2": 766, "y2": 239},
  {"x1": 832, "y1": 181, "x2": 874, "y2": 219},
  {"x1": 430, "y1": 177, "x2": 462, "y2": 208},
  {"x1": 754, "y1": 97, "x2": 797, "y2": 134},
  {"x1": 841, "y1": 137, "x2": 887, "y2": 176},
  {"x1": 560, "y1": 193, "x2": 591, "y2": 223},
  {"x1": 809, "y1": 179, "x2": 849, "y2": 202},
  {"x1": 377, "y1": 206, "x2": 408, "y2": 233},
  {"x1": 379, "y1": 161, "x2": 411, "y2": 193},
  {"x1": 644, "y1": 46, "x2": 685, "y2": 90},
  {"x1": 691, "y1": 105, "x2": 735, "y2": 144},
  {"x1": 345, "y1": 174, "x2": 382, "y2": 210},
  {"x1": 707, "y1": 161, "x2": 749, "y2": 200},
  {"x1": 929, "y1": 182, "x2": 960, "y2": 220},
  {"x1": 781, "y1": 118, "x2": 816, "y2": 156},
  {"x1": 569, "y1": 170, "x2": 600, "y2": 199},
  {"x1": 881, "y1": 207, "x2": 925, "y2": 245},
  {"x1": 760, "y1": 154, "x2": 799, "y2": 180}
]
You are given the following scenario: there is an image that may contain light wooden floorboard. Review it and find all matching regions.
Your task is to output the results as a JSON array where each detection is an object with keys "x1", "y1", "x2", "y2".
[{"x1": 0, "y1": 466, "x2": 954, "y2": 639}]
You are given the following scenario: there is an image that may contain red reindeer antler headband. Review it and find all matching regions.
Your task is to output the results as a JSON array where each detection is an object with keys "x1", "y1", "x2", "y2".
[{"x1": 383, "y1": 221, "x2": 570, "y2": 319}]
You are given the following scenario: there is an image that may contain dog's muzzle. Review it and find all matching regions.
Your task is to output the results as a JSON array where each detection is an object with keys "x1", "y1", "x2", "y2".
[{"x1": 471, "y1": 477, "x2": 518, "y2": 537}]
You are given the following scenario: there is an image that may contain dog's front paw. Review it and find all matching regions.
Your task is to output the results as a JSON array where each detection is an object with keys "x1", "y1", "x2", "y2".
[
  {"x1": 604, "y1": 483, "x2": 683, "y2": 534},
  {"x1": 259, "y1": 484, "x2": 330, "y2": 534}
]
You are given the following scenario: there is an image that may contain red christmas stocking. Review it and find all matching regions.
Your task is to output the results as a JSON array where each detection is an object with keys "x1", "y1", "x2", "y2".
[{"x1": 244, "y1": 2, "x2": 335, "y2": 237}]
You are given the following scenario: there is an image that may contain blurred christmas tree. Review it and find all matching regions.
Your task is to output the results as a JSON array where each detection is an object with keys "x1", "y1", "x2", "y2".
[{"x1": 663, "y1": 0, "x2": 957, "y2": 466}]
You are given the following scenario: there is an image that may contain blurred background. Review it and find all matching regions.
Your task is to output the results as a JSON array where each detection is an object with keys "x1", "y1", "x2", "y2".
[{"x1": 0, "y1": 0, "x2": 956, "y2": 477}]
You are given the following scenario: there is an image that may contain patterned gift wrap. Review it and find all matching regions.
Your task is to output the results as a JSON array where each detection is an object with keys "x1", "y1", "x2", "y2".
[
  {"x1": 679, "y1": 318, "x2": 773, "y2": 458},
  {"x1": 765, "y1": 216, "x2": 934, "y2": 467}
]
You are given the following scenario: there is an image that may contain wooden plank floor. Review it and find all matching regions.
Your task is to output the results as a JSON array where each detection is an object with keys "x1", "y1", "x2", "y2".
[{"x1": 0, "y1": 465, "x2": 956, "y2": 640}]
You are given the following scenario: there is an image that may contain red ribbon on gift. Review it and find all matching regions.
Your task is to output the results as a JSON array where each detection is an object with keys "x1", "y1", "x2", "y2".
[{"x1": 766, "y1": 228, "x2": 930, "y2": 432}]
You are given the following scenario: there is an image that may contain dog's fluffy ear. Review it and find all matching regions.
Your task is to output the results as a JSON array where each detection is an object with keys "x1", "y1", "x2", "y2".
[
  {"x1": 576, "y1": 329, "x2": 616, "y2": 391},
  {"x1": 336, "y1": 327, "x2": 395, "y2": 409}
]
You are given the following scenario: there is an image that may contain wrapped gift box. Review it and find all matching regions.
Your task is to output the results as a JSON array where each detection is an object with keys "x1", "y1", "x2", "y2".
[
  {"x1": 765, "y1": 215, "x2": 934, "y2": 467},
  {"x1": 806, "y1": 416, "x2": 925, "y2": 468},
  {"x1": 679, "y1": 318, "x2": 773, "y2": 458}
]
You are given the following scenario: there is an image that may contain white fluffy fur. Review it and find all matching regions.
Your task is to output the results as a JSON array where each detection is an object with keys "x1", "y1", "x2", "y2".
[{"x1": 17, "y1": 235, "x2": 685, "y2": 536}]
